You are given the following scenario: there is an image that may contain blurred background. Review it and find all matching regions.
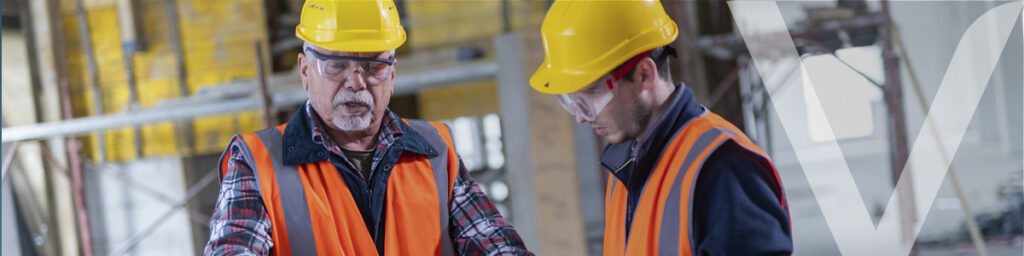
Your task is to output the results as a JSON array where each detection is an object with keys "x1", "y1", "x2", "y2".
[{"x1": 0, "y1": 0, "x2": 1021, "y2": 255}]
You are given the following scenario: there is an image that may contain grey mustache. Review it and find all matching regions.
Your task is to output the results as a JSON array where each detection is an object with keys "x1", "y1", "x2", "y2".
[{"x1": 333, "y1": 90, "x2": 373, "y2": 106}]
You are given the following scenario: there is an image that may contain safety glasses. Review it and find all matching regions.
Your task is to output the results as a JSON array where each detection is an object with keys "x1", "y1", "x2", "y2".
[
  {"x1": 304, "y1": 47, "x2": 395, "y2": 85},
  {"x1": 555, "y1": 50, "x2": 652, "y2": 121}
]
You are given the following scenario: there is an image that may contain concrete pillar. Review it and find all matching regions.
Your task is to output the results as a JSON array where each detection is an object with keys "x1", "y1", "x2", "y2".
[
  {"x1": 26, "y1": 0, "x2": 80, "y2": 255},
  {"x1": 495, "y1": 31, "x2": 588, "y2": 256},
  {"x1": 1, "y1": 20, "x2": 53, "y2": 255},
  {"x1": 2, "y1": 179, "x2": 25, "y2": 255},
  {"x1": 664, "y1": 0, "x2": 710, "y2": 102}
]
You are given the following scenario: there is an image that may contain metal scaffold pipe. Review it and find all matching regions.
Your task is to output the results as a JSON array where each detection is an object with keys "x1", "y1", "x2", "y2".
[{"x1": 2, "y1": 61, "x2": 499, "y2": 143}]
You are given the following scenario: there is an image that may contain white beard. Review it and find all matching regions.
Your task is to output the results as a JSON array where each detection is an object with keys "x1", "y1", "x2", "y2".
[
  {"x1": 334, "y1": 110, "x2": 373, "y2": 131},
  {"x1": 332, "y1": 90, "x2": 375, "y2": 131}
]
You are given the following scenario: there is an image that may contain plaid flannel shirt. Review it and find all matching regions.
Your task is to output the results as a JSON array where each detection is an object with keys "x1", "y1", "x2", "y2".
[{"x1": 205, "y1": 102, "x2": 531, "y2": 256}]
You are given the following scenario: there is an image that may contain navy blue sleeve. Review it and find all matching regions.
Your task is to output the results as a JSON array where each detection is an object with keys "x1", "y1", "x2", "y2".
[{"x1": 691, "y1": 141, "x2": 792, "y2": 256}]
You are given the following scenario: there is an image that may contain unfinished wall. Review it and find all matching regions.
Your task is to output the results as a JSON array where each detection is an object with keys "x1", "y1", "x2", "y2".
[
  {"x1": 404, "y1": 0, "x2": 547, "y2": 50},
  {"x1": 60, "y1": 0, "x2": 269, "y2": 161}
]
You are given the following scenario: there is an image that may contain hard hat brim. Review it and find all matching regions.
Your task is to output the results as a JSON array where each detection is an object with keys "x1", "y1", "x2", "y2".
[{"x1": 530, "y1": 61, "x2": 607, "y2": 95}]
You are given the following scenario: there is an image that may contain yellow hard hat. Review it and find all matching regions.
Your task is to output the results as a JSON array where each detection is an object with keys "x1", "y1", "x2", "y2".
[
  {"x1": 530, "y1": 0, "x2": 678, "y2": 94},
  {"x1": 295, "y1": 0, "x2": 407, "y2": 52}
]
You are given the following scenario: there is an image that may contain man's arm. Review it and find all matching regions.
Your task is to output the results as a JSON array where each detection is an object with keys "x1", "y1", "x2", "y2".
[
  {"x1": 691, "y1": 141, "x2": 792, "y2": 256},
  {"x1": 449, "y1": 160, "x2": 533, "y2": 256},
  {"x1": 205, "y1": 145, "x2": 274, "y2": 256}
]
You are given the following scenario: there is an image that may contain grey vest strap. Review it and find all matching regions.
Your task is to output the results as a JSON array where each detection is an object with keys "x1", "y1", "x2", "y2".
[
  {"x1": 218, "y1": 135, "x2": 267, "y2": 203},
  {"x1": 251, "y1": 128, "x2": 319, "y2": 256},
  {"x1": 216, "y1": 144, "x2": 231, "y2": 183},
  {"x1": 608, "y1": 176, "x2": 618, "y2": 202},
  {"x1": 658, "y1": 128, "x2": 726, "y2": 255},
  {"x1": 405, "y1": 119, "x2": 456, "y2": 256},
  {"x1": 231, "y1": 122, "x2": 455, "y2": 256},
  {"x1": 218, "y1": 136, "x2": 260, "y2": 184}
]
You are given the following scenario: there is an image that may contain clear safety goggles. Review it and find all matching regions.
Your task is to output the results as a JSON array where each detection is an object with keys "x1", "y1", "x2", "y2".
[
  {"x1": 305, "y1": 47, "x2": 395, "y2": 85},
  {"x1": 555, "y1": 50, "x2": 652, "y2": 121}
]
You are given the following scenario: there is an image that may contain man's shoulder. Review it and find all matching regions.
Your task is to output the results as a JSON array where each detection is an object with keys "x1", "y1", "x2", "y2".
[
  {"x1": 702, "y1": 140, "x2": 772, "y2": 171},
  {"x1": 400, "y1": 118, "x2": 437, "y2": 126},
  {"x1": 222, "y1": 123, "x2": 290, "y2": 160},
  {"x1": 696, "y1": 140, "x2": 781, "y2": 198},
  {"x1": 400, "y1": 118, "x2": 450, "y2": 133}
]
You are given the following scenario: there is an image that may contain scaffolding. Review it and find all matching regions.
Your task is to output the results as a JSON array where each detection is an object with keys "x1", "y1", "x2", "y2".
[
  {"x1": 0, "y1": 58, "x2": 503, "y2": 256},
  {"x1": 691, "y1": 1, "x2": 990, "y2": 255}
]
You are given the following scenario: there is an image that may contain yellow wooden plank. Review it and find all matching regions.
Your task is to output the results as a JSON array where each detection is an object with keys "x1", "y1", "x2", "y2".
[
  {"x1": 61, "y1": 0, "x2": 269, "y2": 161},
  {"x1": 417, "y1": 80, "x2": 499, "y2": 121}
]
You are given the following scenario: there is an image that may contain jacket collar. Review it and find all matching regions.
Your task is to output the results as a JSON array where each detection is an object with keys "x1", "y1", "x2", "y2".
[
  {"x1": 281, "y1": 103, "x2": 438, "y2": 165},
  {"x1": 599, "y1": 84, "x2": 706, "y2": 182}
]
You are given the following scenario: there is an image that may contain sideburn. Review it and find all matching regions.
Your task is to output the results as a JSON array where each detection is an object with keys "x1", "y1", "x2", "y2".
[{"x1": 626, "y1": 93, "x2": 653, "y2": 139}]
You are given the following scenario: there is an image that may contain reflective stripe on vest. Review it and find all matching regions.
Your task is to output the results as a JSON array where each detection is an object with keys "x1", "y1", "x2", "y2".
[
  {"x1": 218, "y1": 120, "x2": 457, "y2": 256},
  {"x1": 602, "y1": 112, "x2": 788, "y2": 256}
]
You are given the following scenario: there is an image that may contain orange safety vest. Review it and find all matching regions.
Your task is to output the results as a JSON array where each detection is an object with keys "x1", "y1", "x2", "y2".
[
  {"x1": 603, "y1": 112, "x2": 788, "y2": 256},
  {"x1": 218, "y1": 119, "x2": 459, "y2": 256}
]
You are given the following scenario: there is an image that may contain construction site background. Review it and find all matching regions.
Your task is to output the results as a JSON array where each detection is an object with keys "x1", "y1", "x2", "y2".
[{"x1": 1, "y1": 0, "x2": 1022, "y2": 255}]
